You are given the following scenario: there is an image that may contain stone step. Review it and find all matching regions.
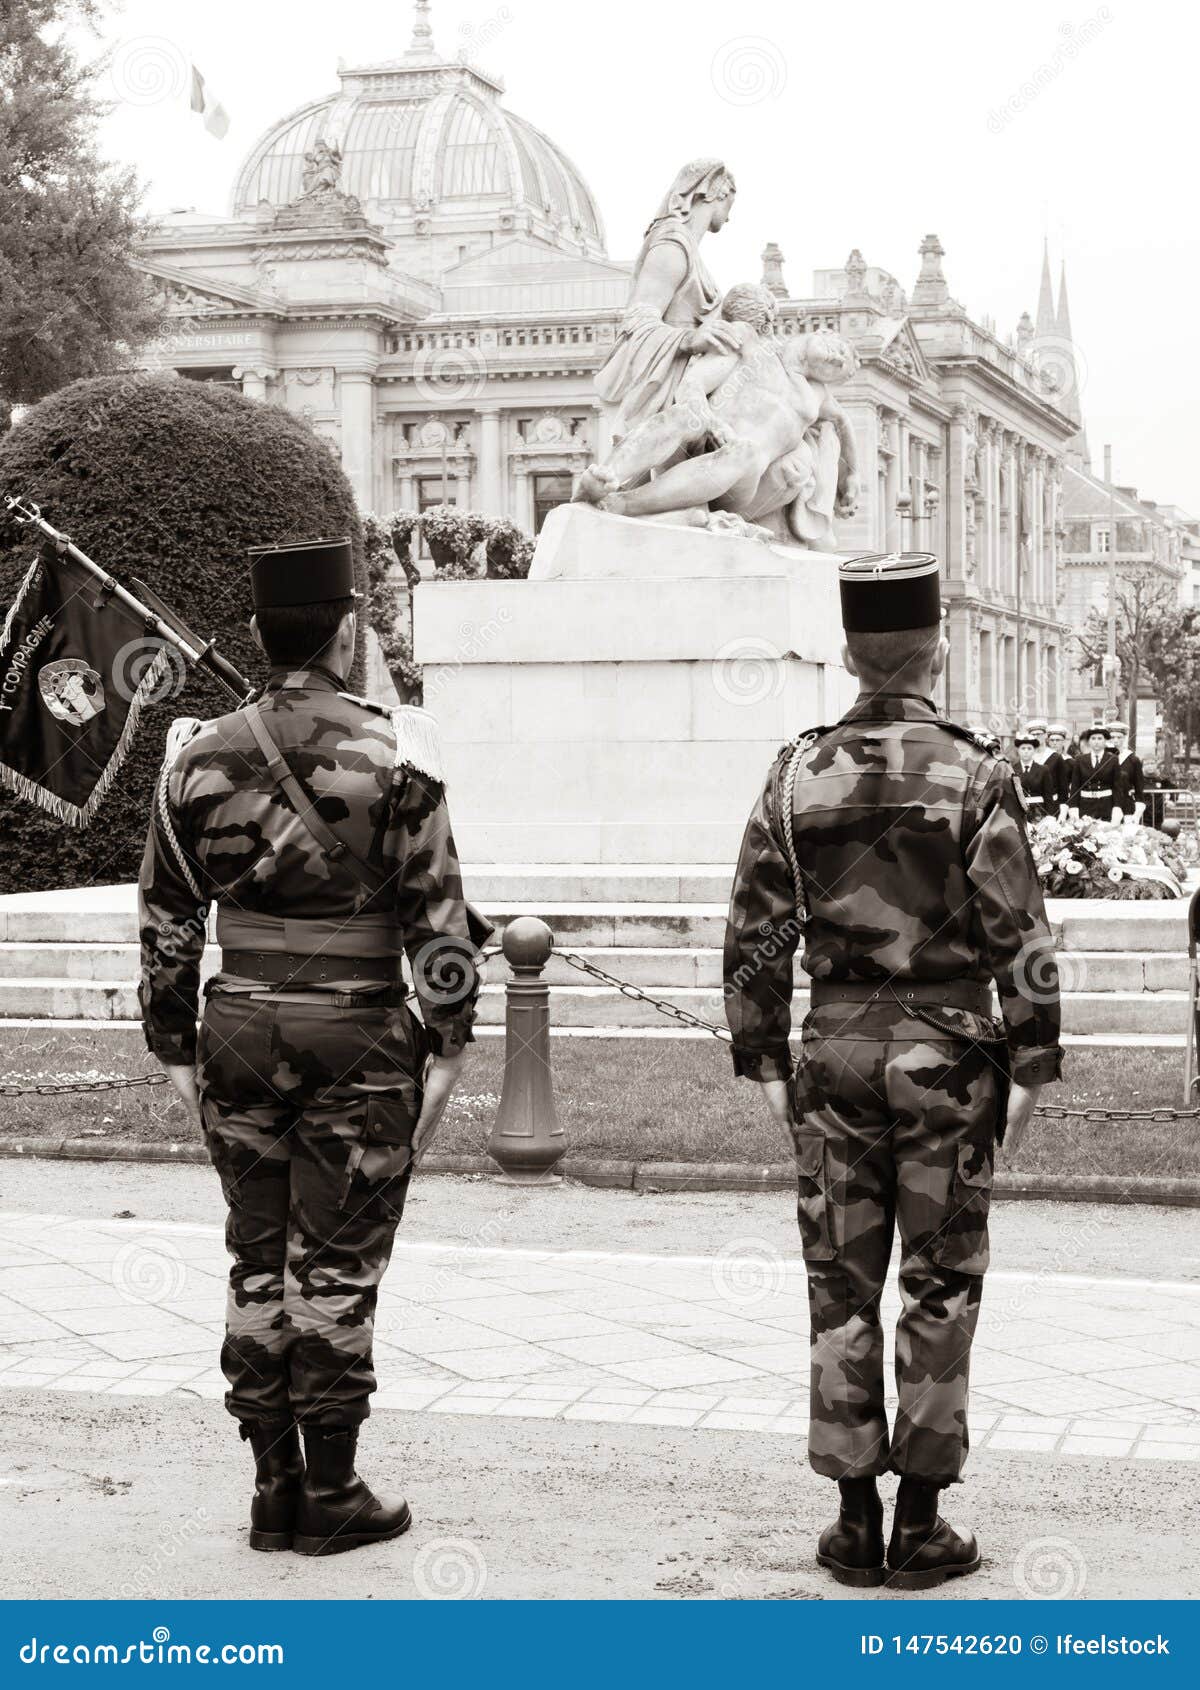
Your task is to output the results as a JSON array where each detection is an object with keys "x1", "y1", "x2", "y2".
[
  {"x1": 0, "y1": 941, "x2": 1190, "y2": 994},
  {"x1": 0, "y1": 977, "x2": 1189, "y2": 1037},
  {"x1": 0, "y1": 881, "x2": 1193, "y2": 954},
  {"x1": 1, "y1": 901, "x2": 1194, "y2": 967}
]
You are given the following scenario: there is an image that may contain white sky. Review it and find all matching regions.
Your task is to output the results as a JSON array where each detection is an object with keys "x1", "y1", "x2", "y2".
[{"x1": 77, "y1": 0, "x2": 1197, "y2": 511}]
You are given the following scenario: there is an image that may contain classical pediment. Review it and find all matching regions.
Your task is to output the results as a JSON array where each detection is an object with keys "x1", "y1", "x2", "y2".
[
  {"x1": 138, "y1": 260, "x2": 278, "y2": 317},
  {"x1": 873, "y1": 317, "x2": 932, "y2": 384}
]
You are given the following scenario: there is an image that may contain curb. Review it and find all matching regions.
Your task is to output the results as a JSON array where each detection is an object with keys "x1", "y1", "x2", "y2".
[{"x1": 0, "y1": 1137, "x2": 1197, "y2": 1207}]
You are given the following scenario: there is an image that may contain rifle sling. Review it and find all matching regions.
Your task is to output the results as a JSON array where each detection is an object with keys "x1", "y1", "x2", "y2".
[{"x1": 243, "y1": 700, "x2": 386, "y2": 895}]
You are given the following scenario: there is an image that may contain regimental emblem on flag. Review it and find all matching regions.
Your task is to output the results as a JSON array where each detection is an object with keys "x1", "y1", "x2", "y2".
[
  {"x1": 0, "y1": 548, "x2": 171, "y2": 826},
  {"x1": 189, "y1": 65, "x2": 230, "y2": 140},
  {"x1": 39, "y1": 658, "x2": 107, "y2": 728}
]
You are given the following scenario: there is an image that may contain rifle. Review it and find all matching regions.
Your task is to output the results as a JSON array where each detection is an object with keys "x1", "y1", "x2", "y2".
[{"x1": 3, "y1": 493, "x2": 255, "y2": 704}]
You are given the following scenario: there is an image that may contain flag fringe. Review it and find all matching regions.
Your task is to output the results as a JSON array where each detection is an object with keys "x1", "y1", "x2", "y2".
[
  {"x1": 0, "y1": 642, "x2": 173, "y2": 829},
  {"x1": 0, "y1": 553, "x2": 42, "y2": 651}
]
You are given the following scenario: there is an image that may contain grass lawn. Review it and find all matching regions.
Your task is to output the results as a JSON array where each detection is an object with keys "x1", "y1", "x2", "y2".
[{"x1": 3, "y1": 1034, "x2": 1198, "y2": 1181}]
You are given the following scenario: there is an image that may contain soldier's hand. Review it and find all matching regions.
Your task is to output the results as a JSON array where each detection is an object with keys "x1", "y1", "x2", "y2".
[
  {"x1": 160, "y1": 1062, "x2": 202, "y2": 1128},
  {"x1": 1002, "y1": 1081, "x2": 1042, "y2": 1161},
  {"x1": 413, "y1": 1052, "x2": 466, "y2": 1162},
  {"x1": 761, "y1": 1077, "x2": 794, "y2": 1134}
]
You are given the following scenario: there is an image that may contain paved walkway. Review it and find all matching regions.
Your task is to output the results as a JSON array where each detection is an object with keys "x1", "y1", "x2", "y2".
[{"x1": 1, "y1": 1209, "x2": 1199, "y2": 1462}]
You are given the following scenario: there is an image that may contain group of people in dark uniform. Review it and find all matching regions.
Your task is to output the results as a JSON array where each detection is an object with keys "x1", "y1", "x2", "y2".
[{"x1": 1009, "y1": 716, "x2": 1151, "y2": 824}]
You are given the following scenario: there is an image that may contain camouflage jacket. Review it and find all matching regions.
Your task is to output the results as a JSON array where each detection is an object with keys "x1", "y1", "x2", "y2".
[
  {"x1": 723, "y1": 692, "x2": 1063, "y2": 1088},
  {"x1": 138, "y1": 664, "x2": 492, "y2": 1066}
]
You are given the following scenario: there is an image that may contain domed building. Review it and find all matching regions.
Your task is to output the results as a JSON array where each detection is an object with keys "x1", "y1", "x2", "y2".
[
  {"x1": 139, "y1": 1, "x2": 630, "y2": 528},
  {"x1": 140, "y1": 5, "x2": 1085, "y2": 735}
]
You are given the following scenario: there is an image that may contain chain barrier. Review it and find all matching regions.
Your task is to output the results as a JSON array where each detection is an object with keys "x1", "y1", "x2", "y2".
[
  {"x1": 552, "y1": 946, "x2": 1200, "y2": 1125},
  {"x1": 0, "y1": 946, "x2": 1196, "y2": 1123},
  {"x1": 0, "y1": 1072, "x2": 168, "y2": 1098}
]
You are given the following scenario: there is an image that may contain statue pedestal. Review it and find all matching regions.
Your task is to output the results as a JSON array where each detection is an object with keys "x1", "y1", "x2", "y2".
[{"x1": 412, "y1": 505, "x2": 855, "y2": 865}]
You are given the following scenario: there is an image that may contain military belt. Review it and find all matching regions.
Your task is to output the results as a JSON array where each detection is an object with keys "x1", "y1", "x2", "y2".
[
  {"x1": 219, "y1": 950, "x2": 404, "y2": 986},
  {"x1": 1082, "y1": 788, "x2": 1113, "y2": 798},
  {"x1": 215, "y1": 908, "x2": 404, "y2": 959},
  {"x1": 810, "y1": 979, "x2": 994, "y2": 1017}
]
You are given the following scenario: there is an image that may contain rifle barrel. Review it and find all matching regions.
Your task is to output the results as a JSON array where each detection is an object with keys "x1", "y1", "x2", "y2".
[{"x1": 5, "y1": 500, "x2": 251, "y2": 702}]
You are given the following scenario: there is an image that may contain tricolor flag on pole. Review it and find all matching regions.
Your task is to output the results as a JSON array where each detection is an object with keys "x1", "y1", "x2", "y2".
[{"x1": 189, "y1": 66, "x2": 230, "y2": 139}]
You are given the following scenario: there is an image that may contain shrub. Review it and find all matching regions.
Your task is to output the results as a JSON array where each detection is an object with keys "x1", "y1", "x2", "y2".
[
  {"x1": 388, "y1": 510, "x2": 422, "y2": 592},
  {"x1": 0, "y1": 372, "x2": 366, "y2": 892},
  {"x1": 421, "y1": 504, "x2": 488, "y2": 578},
  {"x1": 484, "y1": 516, "x2": 534, "y2": 579},
  {"x1": 362, "y1": 512, "x2": 421, "y2": 702}
]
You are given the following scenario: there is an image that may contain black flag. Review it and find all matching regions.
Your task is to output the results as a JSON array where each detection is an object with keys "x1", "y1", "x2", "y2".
[{"x1": 0, "y1": 545, "x2": 175, "y2": 825}]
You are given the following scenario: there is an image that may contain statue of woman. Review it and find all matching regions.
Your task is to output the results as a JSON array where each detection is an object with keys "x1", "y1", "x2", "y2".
[{"x1": 595, "y1": 158, "x2": 738, "y2": 435}]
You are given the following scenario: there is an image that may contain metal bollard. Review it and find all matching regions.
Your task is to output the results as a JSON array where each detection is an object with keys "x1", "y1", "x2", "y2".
[{"x1": 487, "y1": 916, "x2": 566, "y2": 1185}]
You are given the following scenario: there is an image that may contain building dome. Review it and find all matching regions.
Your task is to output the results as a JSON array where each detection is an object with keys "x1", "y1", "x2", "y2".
[{"x1": 231, "y1": 3, "x2": 605, "y2": 257}]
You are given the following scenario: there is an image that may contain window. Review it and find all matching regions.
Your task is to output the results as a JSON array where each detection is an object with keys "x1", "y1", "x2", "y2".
[
  {"x1": 178, "y1": 366, "x2": 238, "y2": 387},
  {"x1": 418, "y1": 475, "x2": 456, "y2": 512},
  {"x1": 1095, "y1": 526, "x2": 1111, "y2": 553},
  {"x1": 533, "y1": 473, "x2": 572, "y2": 534}
]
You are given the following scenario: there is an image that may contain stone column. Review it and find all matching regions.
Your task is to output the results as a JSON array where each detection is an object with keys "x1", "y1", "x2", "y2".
[
  {"x1": 477, "y1": 406, "x2": 503, "y2": 518},
  {"x1": 338, "y1": 369, "x2": 376, "y2": 511},
  {"x1": 882, "y1": 414, "x2": 900, "y2": 551},
  {"x1": 513, "y1": 464, "x2": 533, "y2": 533},
  {"x1": 398, "y1": 470, "x2": 416, "y2": 512},
  {"x1": 233, "y1": 365, "x2": 274, "y2": 403}
]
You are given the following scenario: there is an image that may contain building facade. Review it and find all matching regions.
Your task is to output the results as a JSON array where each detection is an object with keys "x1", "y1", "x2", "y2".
[
  {"x1": 1059, "y1": 462, "x2": 1190, "y2": 743},
  {"x1": 138, "y1": 3, "x2": 1080, "y2": 730}
]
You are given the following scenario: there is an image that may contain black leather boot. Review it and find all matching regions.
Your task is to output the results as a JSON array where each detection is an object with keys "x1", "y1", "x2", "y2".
[
  {"x1": 887, "y1": 1477, "x2": 981, "y2": 1589},
  {"x1": 816, "y1": 1476, "x2": 886, "y2": 1587},
  {"x1": 292, "y1": 1425, "x2": 412, "y2": 1557},
  {"x1": 242, "y1": 1420, "x2": 304, "y2": 1552}
]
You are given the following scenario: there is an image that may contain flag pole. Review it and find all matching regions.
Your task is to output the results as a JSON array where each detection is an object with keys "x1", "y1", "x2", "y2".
[{"x1": 3, "y1": 494, "x2": 253, "y2": 703}]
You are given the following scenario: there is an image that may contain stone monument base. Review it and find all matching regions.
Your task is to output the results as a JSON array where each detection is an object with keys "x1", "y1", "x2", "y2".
[{"x1": 412, "y1": 505, "x2": 855, "y2": 865}]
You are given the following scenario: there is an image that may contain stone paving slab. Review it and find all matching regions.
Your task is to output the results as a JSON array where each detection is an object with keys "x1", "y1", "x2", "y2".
[{"x1": 0, "y1": 1211, "x2": 1198, "y2": 1461}]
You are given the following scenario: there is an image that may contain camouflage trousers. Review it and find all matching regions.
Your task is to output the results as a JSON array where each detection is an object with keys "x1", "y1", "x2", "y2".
[
  {"x1": 196, "y1": 988, "x2": 424, "y2": 1429},
  {"x1": 791, "y1": 1012, "x2": 998, "y2": 1485}
]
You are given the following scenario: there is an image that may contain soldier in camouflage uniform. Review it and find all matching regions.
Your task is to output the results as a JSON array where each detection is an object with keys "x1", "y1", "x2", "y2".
[
  {"x1": 139, "y1": 536, "x2": 491, "y2": 1557},
  {"x1": 724, "y1": 552, "x2": 1062, "y2": 1590}
]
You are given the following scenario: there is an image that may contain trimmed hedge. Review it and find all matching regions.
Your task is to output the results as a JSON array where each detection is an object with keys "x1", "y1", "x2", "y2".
[{"x1": 0, "y1": 373, "x2": 366, "y2": 893}]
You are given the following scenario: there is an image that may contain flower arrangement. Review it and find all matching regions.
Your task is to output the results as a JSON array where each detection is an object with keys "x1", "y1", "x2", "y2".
[
  {"x1": 483, "y1": 517, "x2": 535, "y2": 580},
  {"x1": 1029, "y1": 813, "x2": 1188, "y2": 900},
  {"x1": 420, "y1": 504, "x2": 489, "y2": 577}
]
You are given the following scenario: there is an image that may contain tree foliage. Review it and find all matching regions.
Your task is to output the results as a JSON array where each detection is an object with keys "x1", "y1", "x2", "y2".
[
  {"x1": 0, "y1": 0, "x2": 165, "y2": 410},
  {"x1": 1074, "y1": 566, "x2": 1180, "y2": 743}
]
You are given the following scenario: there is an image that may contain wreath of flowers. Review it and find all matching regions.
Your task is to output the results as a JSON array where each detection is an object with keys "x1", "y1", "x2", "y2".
[{"x1": 1029, "y1": 813, "x2": 1190, "y2": 900}]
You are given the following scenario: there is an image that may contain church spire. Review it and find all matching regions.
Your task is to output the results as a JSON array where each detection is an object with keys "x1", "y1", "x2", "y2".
[
  {"x1": 1035, "y1": 237, "x2": 1056, "y2": 339},
  {"x1": 1056, "y1": 259, "x2": 1082, "y2": 426},
  {"x1": 405, "y1": 0, "x2": 438, "y2": 62}
]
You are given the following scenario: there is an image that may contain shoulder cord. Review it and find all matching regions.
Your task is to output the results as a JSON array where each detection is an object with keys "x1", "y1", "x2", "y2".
[
  {"x1": 156, "y1": 766, "x2": 204, "y2": 905},
  {"x1": 778, "y1": 743, "x2": 807, "y2": 909}
]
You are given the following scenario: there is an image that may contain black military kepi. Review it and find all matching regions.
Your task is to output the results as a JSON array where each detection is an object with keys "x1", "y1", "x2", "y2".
[
  {"x1": 247, "y1": 536, "x2": 355, "y2": 609},
  {"x1": 838, "y1": 551, "x2": 941, "y2": 632}
]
